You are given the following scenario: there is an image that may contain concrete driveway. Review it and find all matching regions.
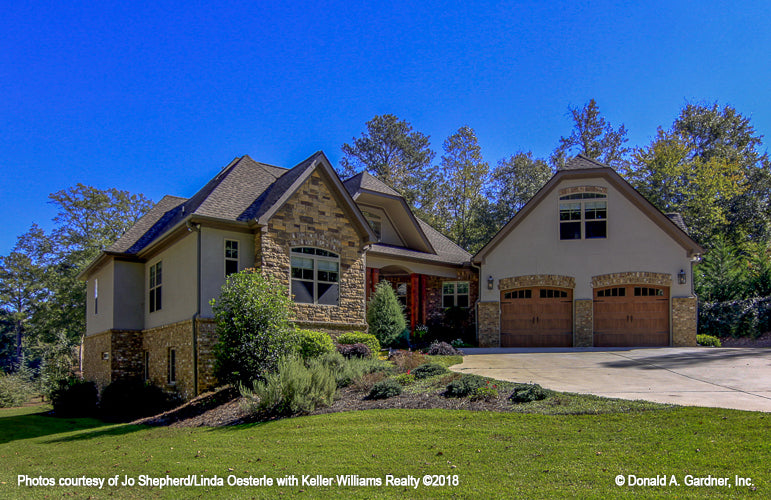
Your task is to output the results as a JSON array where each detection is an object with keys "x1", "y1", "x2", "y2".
[{"x1": 451, "y1": 347, "x2": 771, "y2": 412}]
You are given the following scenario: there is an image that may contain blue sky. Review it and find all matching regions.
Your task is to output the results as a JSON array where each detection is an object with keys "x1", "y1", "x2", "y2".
[{"x1": 1, "y1": 1, "x2": 770, "y2": 254}]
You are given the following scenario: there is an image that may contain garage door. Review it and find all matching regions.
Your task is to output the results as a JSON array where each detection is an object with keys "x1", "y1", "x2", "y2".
[
  {"x1": 500, "y1": 287, "x2": 573, "y2": 347},
  {"x1": 593, "y1": 285, "x2": 669, "y2": 347}
]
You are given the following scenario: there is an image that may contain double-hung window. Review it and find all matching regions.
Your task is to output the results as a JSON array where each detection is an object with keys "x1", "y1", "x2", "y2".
[
  {"x1": 94, "y1": 278, "x2": 98, "y2": 315},
  {"x1": 443, "y1": 282, "x2": 469, "y2": 308},
  {"x1": 559, "y1": 192, "x2": 607, "y2": 240},
  {"x1": 225, "y1": 240, "x2": 239, "y2": 276},
  {"x1": 290, "y1": 247, "x2": 340, "y2": 306},
  {"x1": 149, "y1": 261, "x2": 162, "y2": 312}
]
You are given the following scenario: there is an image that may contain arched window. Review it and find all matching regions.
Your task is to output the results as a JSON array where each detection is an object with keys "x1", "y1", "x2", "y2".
[{"x1": 290, "y1": 247, "x2": 340, "y2": 305}]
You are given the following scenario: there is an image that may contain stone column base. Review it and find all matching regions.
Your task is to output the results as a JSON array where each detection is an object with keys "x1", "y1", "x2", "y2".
[
  {"x1": 574, "y1": 300, "x2": 593, "y2": 347},
  {"x1": 477, "y1": 302, "x2": 500, "y2": 347},
  {"x1": 672, "y1": 297, "x2": 698, "y2": 346}
]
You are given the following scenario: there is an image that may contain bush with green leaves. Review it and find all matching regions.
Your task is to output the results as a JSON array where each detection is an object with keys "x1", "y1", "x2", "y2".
[
  {"x1": 38, "y1": 331, "x2": 76, "y2": 399},
  {"x1": 368, "y1": 378, "x2": 402, "y2": 399},
  {"x1": 394, "y1": 373, "x2": 415, "y2": 385},
  {"x1": 336, "y1": 331, "x2": 380, "y2": 356},
  {"x1": 317, "y1": 351, "x2": 391, "y2": 388},
  {"x1": 296, "y1": 329, "x2": 335, "y2": 359},
  {"x1": 412, "y1": 362, "x2": 447, "y2": 379},
  {"x1": 509, "y1": 383, "x2": 548, "y2": 403},
  {"x1": 699, "y1": 297, "x2": 771, "y2": 338},
  {"x1": 50, "y1": 377, "x2": 98, "y2": 416},
  {"x1": 241, "y1": 356, "x2": 336, "y2": 416},
  {"x1": 0, "y1": 372, "x2": 35, "y2": 408},
  {"x1": 696, "y1": 334, "x2": 722, "y2": 347},
  {"x1": 471, "y1": 386, "x2": 499, "y2": 401},
  {"x1": 211, "y1": 269, "x2": 297, "y2": 385},
  {"x1": 444, "y1": 374, "x2": 487, "y2": 398},
  {"x1": 367, "y1": 281, "x2": 406, "y2": 347},
  {"x1": 100, "y1": 378, "x2": 178, "y2": 418}
]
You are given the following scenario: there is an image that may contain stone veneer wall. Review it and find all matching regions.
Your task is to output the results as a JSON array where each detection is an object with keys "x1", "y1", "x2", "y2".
[
  {"x1": 477, "y1": 302, "x2": 500, "y2": 347},
  {"x1": 111, "y1": 331, "x2": 143, "y2": 381},
  {"x1": 592, "y1": 271, "x2": 672, "y2": 288},
  {"x1": 196, "y1": 318, "x2": 219, "y2": 393},
  {"x1": 143, "y1": 320, "x2": 196, "y2": 400},
  {"x1": 83, "y1": 331, "x2": 112, "y2": 390},
  {"x1": 574, "y1": 300, "x2": 593, "y2": 347},
  {"x1": 259, "y1": 170, "x2": 368, "y2": 332},
  {"x1": 672, "y1": 297, "x2": 698, "y2": 346},
  {"x1": 499, "y1": 275, "x2": 576, "y2": 291}
]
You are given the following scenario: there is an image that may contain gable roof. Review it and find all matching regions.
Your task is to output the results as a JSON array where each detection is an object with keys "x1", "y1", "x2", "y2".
[
  {"x1": 99, "y1": 152, "x2": 375, "y2": 261},
  {"x1": 473, "y1": 155, "x2": 705, "y2": 263},
  {"x1": 368, "y1": 218, "x2": 471, "y2": 265},
  {"x1": 343, "y1": 171, "x2": 402, "y2": 198}
]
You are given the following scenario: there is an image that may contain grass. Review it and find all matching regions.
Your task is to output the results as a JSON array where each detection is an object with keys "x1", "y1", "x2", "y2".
[{"x1": 1, "y1": 402, "x2": 767, "y2": 498}]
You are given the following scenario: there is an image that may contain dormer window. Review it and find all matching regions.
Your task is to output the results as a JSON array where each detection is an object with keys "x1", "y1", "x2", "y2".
[
  {"x1": 290, "y1": 247, "x2": 340, "y2": 306},
  {"x1": 559, "y1": 191, "x2": 607, "y2": 240}
]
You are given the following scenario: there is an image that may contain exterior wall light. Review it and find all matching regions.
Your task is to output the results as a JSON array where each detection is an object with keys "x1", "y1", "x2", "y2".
[
  {"x1": 678, "y1": 269, "x2": 686, "y2": 285},
  {"x1": 487, "y1": 275, "x2": 494, "y2": 290}
]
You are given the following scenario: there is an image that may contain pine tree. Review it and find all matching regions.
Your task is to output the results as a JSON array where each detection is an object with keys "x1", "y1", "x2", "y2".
[{"x1": 366, "y1": 281, "x2": 406, "y2": 347}]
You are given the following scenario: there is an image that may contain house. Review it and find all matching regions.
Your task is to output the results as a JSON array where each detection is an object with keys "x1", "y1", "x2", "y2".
[
  {"x1": 80, "y1": 152, "x2": 476, "y2": 399},
  {"x1": 472, "y1": 155, "x2": 703, "y2": 348}
]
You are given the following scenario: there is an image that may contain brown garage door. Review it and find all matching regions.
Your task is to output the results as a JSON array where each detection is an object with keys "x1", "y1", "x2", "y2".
[
  {"x1": 593, "y1": 285, "x2": 669, "y2": 347},
  {"x1": 501, "y1": 287, "x2": 573, "y2": 347}
]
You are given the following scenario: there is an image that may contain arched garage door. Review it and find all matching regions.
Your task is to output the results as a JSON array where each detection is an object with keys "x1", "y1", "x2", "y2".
[
  {"x1": 593, "y1": 285, "x2": 669, "y2": 347},
  {"x1": 500, "y1": 287, "x2": 573, "y2": 347}
]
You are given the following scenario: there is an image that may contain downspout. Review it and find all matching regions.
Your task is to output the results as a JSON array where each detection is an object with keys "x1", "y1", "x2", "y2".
[{"x1": 187, "y1": 221, "x2": 202, "y2": 397}]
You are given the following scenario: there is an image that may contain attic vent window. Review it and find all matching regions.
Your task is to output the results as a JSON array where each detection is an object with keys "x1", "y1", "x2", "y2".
[
  {"x1": 290, "y1": 247, "x2": 340, "y2": 306},
  {"x1": 559, "y1": 192, "x2": 607, "y2": 240}
]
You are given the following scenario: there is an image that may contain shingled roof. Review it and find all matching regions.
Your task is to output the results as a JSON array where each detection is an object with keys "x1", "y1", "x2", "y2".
[
  {"x1": 343, "y1": 172, "x2": 402, "y2": 198},
  {"x1": 559, "y1": 154, "x2": 607, "y2": 171},
  {"x1": 369, "y1": 219, "x2": 471, "y2": 265}
]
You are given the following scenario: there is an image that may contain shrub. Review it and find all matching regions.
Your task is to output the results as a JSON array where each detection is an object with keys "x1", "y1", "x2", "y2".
[
  {"x1": 0, "y1": 373, "x2": 35, "y2": 408},
  {"x1": 211, "y1": 269, "x2": 298, "y2": 385},
  {"x1": 100, "y1": 379, "x2": 177, "y2": 418},
  {"x1": 508, "y1": 383, "x2": 548, "y2": 403},
  {"x1": 426, "y1": 341, "x2": 461, "y2": 356},
  {"x1": 368, "y1": 378, "x2": 402, "y2": 399},
  {"x1": 698, "y1": 297, "x2": 771, "y2": 338},
  {"x1": 337, "y1": 343, "x2": 371, "y2": 359},
  {"x1": 445, "y1": 374, "x2": 488, "y2": 397},
  {"x1": 394, "y1": 373, "x2": 415, "y2": 385},
  {"x1": 336, "y1": 332, "x2": 380, "y2": 356},
  {"x1": 471, "y1": 386, "x2": 499, "y2": 401},
  {"x1": 367, "y1": 281, "x2": 406, "y2": 347},
  {"x1": 697, "y1": 334, "x2": 722, "y2": 347},
  {"x1": 390, "y1": 351, "x2": 428, "y2": 372},
  {"x1": 240, "y1": 356, "x2": 336, "y2": 416},
  {"x1": 351, "y1": 371, "x2": 388, "y2": 392},
  {"x1": 412, "y1": 362, "x2": 447, "y2": 379},
  {"x1": 317, "y1": 351, "x2": 388, "y2": 387},
  {"x1": 38, "y1": 331, "x2": 76, "y2": 399},
  {"x1": 296, "y1": 330, "x2": 335, "y2": 359},
  {"x1": 50, "y1": 377, "x2": 98, "y2": 416}
]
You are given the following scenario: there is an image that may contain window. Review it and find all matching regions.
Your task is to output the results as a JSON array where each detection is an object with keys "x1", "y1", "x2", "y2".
[
  {"x1": 503, "y1": 289, "x2": 532, "y2": 299},
  {"x1": 361, "y1": 211, "x2": 382, "y2": 240},
  {"x1": 94, "y1": 278, "x2": 98, "y2": 315},
  {"x1": 225, "y1": 240, "x2": 239, "y2": 276},
  {"x1": 634, "y1": 287, "x2": 664, "y2": 297},
  {"x1": 149, "y1": 262, "x2": 162, "y2": 312},
  {"x1": 290, "y1": 247, "x2": 340, "y2": 305},
  {"x1": 143, "y1": 351, "x2": 149, "y2": 381},
  {"x1": 443, "y1": 282, "x2": 469, "y2": 308},
  {"x1": 167, "y1": 348, "x2": 176, "y2": 384},
  {"x1": 559, "y1": 192, "x2": 607, "y2": 240},
  {"x1": 597, "y1": 287, "x2": 626, "y2": 297},
  {"x1": 539, "y1": 289, "x2": 568, "y2": 298},
  {"x1": 396, "y1": 282, "x2": 408, "y2": 307}
]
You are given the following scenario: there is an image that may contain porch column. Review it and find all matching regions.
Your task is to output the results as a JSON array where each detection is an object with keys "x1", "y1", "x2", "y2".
[
  {"x1": 419, "y1": 274, "x2": 427, "y2": 325},
  {"x1": 409, "y1": 273, "x2": 419, "y2": 332}
]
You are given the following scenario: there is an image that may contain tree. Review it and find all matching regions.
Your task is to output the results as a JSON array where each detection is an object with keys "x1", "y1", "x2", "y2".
[
  {"x1": 694, "y1": 237, "x2": 746, "y2": 302},
  {"x1": 488, "y1": 152, "x2": 551, "y2": 230},
  {"x1": 434, "y1": 126, "x2": 490, "y2": 252},
  {"x1": 340, "y1": 115, "x2": 437, "y2": 216},
  {"x1": 211, "y1": 270, "x2": 298, "y2": 385},
  {"x1": 551, "y1": 99, "x2": 629, "y2": 170},
  {"x1": 0, "y1": 248, "x2": 45, "y2": 369},
  {"x1": 366, "y1": 281, "x2": 406, "y2": 347}
]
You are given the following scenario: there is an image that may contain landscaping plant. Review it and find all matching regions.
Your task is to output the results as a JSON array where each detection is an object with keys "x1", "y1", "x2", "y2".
[
  {"x1": 412, "y1": 362, "x2": 447, "y2": 379},
  {"x1": 367, "y1": 378, "x2": 402, "y2": 399},
  {"x1": 0, "y1": 372, "x2": 35, "y2": 408},
  {"x1": 50, "y1": 377, "x2": 98, "y2": 416},
  {"x1": 296, "y1": 329, "x2": 335, "y2": 359},
  {"x1": 336, "y1": 331, "x2": 381, "y2": 356},
  {"x1": 696, "y1": 334, "x2": 722, "y2": 347},
  {"x1": 366, "y1": 281, "x2": 406, "y2": 347},
  {"x1": 509, "y1": 383, "x2": 548, "y2": 403},
  {"x1": 337, "y1": 343, "x2": 371, "y2": 359},
  {"x1": 211, "y1": 269, "x2": 297, "y2": 385}
]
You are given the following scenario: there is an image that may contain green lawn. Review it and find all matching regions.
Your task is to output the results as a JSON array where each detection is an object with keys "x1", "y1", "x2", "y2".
[{"x1": 0, "y1": 403, "x2": 767, "y2": 498}]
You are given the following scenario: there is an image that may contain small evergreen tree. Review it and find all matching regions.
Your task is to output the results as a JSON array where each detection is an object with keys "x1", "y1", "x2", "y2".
[
  {"x1": 211, "y1": 270, "x2": 297, "y2": 386},
  {"x1": 366, "y1": 281, "x2": 406, "y2": 347}
]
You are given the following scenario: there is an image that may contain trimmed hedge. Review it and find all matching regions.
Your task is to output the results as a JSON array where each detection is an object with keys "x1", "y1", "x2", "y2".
[
  {"x1": 696, "y1": 334, "x2": 722, "y2": 347},
  {"x1": 336, "y1": 332, "x2": 380, "y2": 356},
  {"x1": 296, "y1": 329, "x2": 335, "y2": 359}
]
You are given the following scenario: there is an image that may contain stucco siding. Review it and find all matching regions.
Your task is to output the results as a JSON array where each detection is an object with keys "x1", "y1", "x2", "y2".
[
  {"x1": 86, "y1": 261, "x2": 114, "y2": 336},
  {"x1": 480, "y1": 178, "x2": 694, "y2": 302},
  {"x1": 113, "y1": 260, "x2": 145, "y2": 330},
  {"x1": 144, "y1": 233, "x2": 198, "y2": 329},
  {"x1": 199, "y1": 227, "x2": 255, "y2": 317}
]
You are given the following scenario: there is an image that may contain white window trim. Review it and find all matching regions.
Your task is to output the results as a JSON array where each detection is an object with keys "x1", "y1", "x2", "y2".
[
  {"x1": 224, "y1": 239, "x2": 239, "y2": 277},
  {"x1": 290, "y1": 247, "x2": 340, "y2": 306}
]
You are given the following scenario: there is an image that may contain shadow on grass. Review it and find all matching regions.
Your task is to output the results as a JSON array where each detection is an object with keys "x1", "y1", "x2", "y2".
[
  {"x1": 43, "y1": 423, "x2": 147, "y2": 443},
  {"x1": 0, "y1": 407, "x2": 113, "y2": 445}
]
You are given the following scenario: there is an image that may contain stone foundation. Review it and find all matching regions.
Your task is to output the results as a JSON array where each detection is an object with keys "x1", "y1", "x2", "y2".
[
  {"x1": 82, "y1": 331, "x2": 112, "y2": 391},
  {"x1": 672, "y1": 296, "x2": 698, "y2": 346},
  {"x1": 477, "y1": 302, "x2": 500, "y2": 347},
  {"x1": 574, "y1": 300, "x2": 593, "y2": 347}
]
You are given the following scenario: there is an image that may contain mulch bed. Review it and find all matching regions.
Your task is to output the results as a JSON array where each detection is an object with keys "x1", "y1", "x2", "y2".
[{"x1": 719, "y1": 331, "x2": 771, "y2": 348}]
